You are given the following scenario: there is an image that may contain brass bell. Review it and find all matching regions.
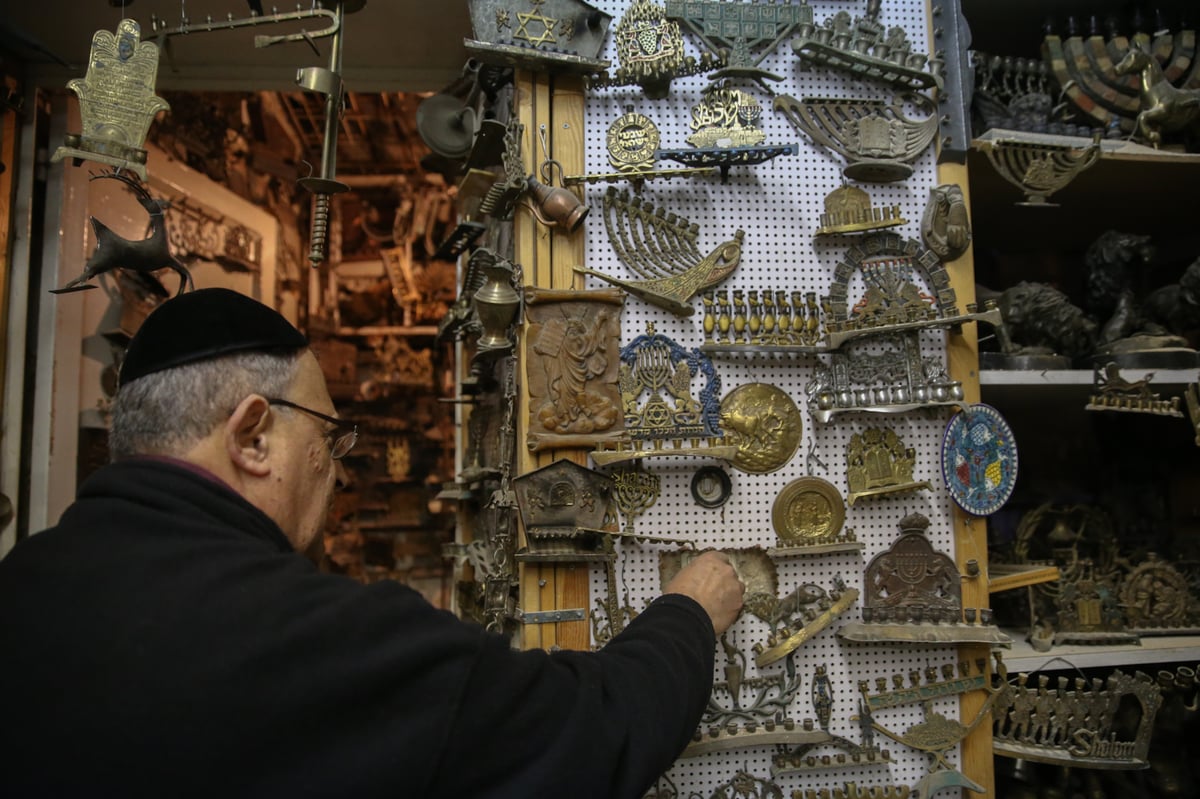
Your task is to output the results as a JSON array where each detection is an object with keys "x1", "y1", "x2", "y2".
[{"x1": 523, "y1": 175, "x2": 589, "y2": 233}]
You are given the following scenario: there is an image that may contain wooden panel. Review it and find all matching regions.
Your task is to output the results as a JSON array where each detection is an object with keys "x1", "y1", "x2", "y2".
[
  {"x1": 0, "y1": 105, "x2": 17, "y2": 413},
  {"x1": 939, "y1": 158, "x2": 995, "y2": 797},
  {"x1": 514, "y1": 70, "x2": 591, "y2": 651}
]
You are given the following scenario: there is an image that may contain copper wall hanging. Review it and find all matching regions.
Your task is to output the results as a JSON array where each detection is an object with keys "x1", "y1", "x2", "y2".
[
  {"x1": 718, "y1": 383, "x2": 803, "y2": 474},
  {"x1": 524, "y1": 288, "x2": 626, "y2": 453},
  {"x1": 839, "y1": 513, "x2": 1008, "y2": 645},
  {"x1": 773, "y1": 93, "x2": 938, "y2": 183},
  {"x1": 592, "y1": 323, "x2": 735, "y2": 466},
  {"x1": 789, "y1": 0, "x2": 941, "y2": 91},
  {"x1": 993, "y1": 667, "x2": 1163, "y2": 769},
  {"x1": 576, "y1": 187, "x2": 745, "y2": 316},
  {"x1": 769, "y1": 476, "x2": 860, "y2": 556}
]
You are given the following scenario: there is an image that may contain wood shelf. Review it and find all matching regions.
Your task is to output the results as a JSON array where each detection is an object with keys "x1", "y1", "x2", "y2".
[
  {"x1": 988, "y1": 563, "x2": 1060, "y2": 594},
  {"x1": 1002, "y1": 629, "x2": 1200, "y2": 671}
]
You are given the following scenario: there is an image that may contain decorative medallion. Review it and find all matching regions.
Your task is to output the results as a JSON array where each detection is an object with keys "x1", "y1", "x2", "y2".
[
  {"x1": 606, "y1": 108, "x2": 660, "y2": 172},
  {"x1": 940, "y1": 403, "x2": 1019, "y2": 517},
  {"x1": 718, "y1": 383, "x2": 803, "y2": 474},
  {"x1": 771, "y1": 476, "x2": 846, "y2": 547}
]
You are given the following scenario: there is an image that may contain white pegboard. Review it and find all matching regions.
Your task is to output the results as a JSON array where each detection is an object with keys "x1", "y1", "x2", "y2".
[{"x1": 571, "y1": 2, "x2": 978, "y2": 797}]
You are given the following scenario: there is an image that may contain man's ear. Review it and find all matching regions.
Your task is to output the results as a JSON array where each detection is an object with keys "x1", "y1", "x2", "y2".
[{"x1": 226, "y1": 395, "x2": 273, "y2": 477}]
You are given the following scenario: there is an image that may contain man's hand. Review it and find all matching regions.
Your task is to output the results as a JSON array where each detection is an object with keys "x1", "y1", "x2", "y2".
[{"x1": 664, "y1": 551, "x2": 745, "y2": 635}]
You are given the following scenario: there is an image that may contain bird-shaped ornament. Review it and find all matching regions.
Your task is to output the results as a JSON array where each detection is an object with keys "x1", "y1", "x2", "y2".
[
  {"x1": 52, "y1": 171, "x2": 193, "y2": 296},
  {"x1": 575, "y1": 187, "x2": 744, "y2": 316}
]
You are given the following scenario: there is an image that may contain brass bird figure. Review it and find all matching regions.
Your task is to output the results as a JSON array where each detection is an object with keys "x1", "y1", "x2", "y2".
[
  {"x1": 52, "y1": 171, "x2": 193, "y2": 297},
  {"x1": 574, "y1": 186, "x2": 744, "y2": 316}
]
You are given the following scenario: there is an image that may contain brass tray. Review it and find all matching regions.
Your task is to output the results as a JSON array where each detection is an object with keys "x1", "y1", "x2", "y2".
[{"x1": 718, "y1": 382, "x2": 803, "y2": 474}]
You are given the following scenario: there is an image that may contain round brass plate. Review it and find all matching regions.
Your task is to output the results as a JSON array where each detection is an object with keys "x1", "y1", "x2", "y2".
[
  {"x1": 772, "y1": 476, "x2": 845, "y2": 546},
  {"x1": 718, "y1": 383, "x2": 803, "y2": 474}
]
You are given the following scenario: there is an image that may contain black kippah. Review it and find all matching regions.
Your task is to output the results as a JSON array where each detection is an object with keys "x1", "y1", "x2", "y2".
[{"x1": 118, "y1": 288, "x2": 308, "y2": 388}]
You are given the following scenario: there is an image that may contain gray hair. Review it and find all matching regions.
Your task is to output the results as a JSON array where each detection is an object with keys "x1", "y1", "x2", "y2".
[{"x1": 109, "y1": 350, "x2": 303, "y2": 461}]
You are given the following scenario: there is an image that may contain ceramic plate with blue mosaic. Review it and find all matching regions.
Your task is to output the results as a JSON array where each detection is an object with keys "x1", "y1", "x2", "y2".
[{"x1": 941, "y1": 403, "x2": 1018, "y2": 516}]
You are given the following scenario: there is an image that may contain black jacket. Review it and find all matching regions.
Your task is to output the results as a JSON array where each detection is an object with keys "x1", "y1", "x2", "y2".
[{"x1": 0, "y1": 459, "x2": 714, "y2": 798}]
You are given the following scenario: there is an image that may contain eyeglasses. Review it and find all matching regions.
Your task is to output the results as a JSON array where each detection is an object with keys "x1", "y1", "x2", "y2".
[{"x1": 266, "y1": 398, "x2": 358, "y2": 460}]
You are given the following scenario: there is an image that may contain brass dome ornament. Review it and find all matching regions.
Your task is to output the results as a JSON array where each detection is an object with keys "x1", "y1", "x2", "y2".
[
  {"x1": 718, "y1": 383, "x2": 803, "y2": 474},
  {"x1": 814, "y1": 183, "x2": 906, "y2": 237}
]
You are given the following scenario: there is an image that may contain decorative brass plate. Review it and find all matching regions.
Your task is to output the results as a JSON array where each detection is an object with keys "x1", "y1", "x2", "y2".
[
  {"x1": 771, "y1": 476, "x2": 845, "y2": 546},
  {"x1": 719, "y1": 383, "x2": 803, "y2": 474}
]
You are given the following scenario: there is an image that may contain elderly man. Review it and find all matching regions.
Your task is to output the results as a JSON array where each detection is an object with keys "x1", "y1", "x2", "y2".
[{"x1": 0, "y1": 288, "x2": 743, "y2": 798}]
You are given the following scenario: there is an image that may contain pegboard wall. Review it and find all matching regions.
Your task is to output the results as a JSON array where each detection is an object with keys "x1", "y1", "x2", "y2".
[{"x1": 568, "y1": 1, "x2": 981, "y2": 797}]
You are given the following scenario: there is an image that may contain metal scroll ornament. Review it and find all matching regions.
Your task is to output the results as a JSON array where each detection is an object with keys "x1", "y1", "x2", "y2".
[
  {"x1": 940, "y1": 403, "x2": 1019, "y2": 517},
  {"x1": 718, "y1": 383, "x2": 803, "y2": 475},
  {"x1": 773, "y1": 93, "x2": 938, "y2": 183},
  {"x1": 52, "y1": 19, "x2": 169, "y2": 179},
  {"x1": 591, "y1": 323, "x2": 734, "y2": 466},
  {"x1": 575, "y1": 188, "x2": 745, "y2": 316},
  {"x1": 974, "y1": 132, "x2": 1103, "y2": 206}
]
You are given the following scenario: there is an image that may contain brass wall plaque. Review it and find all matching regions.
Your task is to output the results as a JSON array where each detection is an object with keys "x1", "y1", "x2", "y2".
[
  {"x1": 719, "y1": 382, "x2": 803, "y2": 474},
  {"x1": 771, "y1": 476, "x2": 846, "y2": 547}
]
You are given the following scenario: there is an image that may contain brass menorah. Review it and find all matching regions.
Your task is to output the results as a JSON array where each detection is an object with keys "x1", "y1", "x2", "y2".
[{"x1": 700, "y1": 289, "x2": 826, "y2": 350}]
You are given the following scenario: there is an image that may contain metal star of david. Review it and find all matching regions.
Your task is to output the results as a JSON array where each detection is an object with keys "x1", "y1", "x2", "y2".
[{"x1": 516, "y1": 9, "x2": 558, "y2": 45}]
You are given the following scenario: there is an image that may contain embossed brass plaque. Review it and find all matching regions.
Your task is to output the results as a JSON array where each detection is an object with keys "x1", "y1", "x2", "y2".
[
  {"x1": 718, "y1": 382, "x2": 802, "y2": 474},
  {"x1": 771, "y1": 476, "x2": 845, "y2": 546}
]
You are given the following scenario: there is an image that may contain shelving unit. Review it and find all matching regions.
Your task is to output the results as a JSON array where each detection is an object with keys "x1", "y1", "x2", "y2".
[{"x1": 1002, "y1": 631, "x2": 1200, "y2": 671}]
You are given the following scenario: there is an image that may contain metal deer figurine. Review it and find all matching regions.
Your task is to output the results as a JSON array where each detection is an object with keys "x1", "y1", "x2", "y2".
[{"x1": 52, "y1": 171, "x2": 192, "y2": 297}]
